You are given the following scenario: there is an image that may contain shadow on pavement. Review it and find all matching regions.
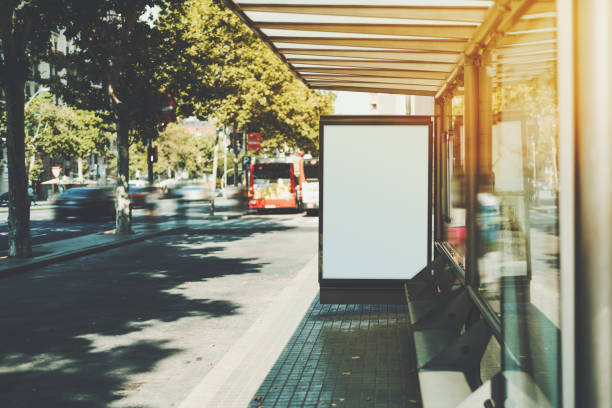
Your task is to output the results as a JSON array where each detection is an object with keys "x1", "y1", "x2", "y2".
[{"x1": 0, "y1": 228, "x2": 284, "y2": 408}]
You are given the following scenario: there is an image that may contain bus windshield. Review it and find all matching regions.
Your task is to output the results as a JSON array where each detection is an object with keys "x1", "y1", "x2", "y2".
[{"x1": 254, "y1": 163, "x2": 291, "y2": 183}]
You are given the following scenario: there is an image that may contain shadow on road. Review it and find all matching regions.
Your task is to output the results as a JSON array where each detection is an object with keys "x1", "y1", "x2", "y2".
[{"x1": 0, "y1": 227, "x2": 288, "y2": 408}]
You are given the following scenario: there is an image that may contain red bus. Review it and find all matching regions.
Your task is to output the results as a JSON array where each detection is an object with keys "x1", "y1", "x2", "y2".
[{"x1": 249, "y1": 159, "x2": 301, "y2": 210}]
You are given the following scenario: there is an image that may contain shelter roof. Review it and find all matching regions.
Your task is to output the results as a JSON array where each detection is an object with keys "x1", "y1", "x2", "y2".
[{"x1": 226, "y1": 0, "x2": 557, "y2": 98}]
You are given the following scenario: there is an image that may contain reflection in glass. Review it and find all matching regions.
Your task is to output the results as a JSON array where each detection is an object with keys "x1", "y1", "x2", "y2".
[
  {"x1": 478, "y1": 3, "x2": 560, "y2": 406},
  {"x1": 443, "y1": 96, "x2": 467, "y2": 267}
]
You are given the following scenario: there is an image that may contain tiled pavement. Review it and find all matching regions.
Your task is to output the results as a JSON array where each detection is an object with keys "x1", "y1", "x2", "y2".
[{"x1": 248, "y1": 297, "x2": 422, "y2": 408}]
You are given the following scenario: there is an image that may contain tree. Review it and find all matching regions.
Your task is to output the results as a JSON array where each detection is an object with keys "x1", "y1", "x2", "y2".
[
  {"x1": 157, "y1": 0, "x2": 334, "y2": 155},
  {"x1": 130, "y1": 122, "x2": 216, "y2": 180},
  {"x1": 45, "y1": 3, "x2": 169, "y2": 233},
  {"x1": 0, "y1": 0, "x2": 65, "y2": 257},
  {"x1": 24, "y1": 93, "x2": 106, "y2": 180},
  {"x1": 51, "y1": 1, "x2": 172, "y2": 235}
]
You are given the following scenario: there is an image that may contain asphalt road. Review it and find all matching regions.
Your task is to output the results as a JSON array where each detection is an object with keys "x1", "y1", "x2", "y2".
[
  {"x1": 0, "y1": 198, "x2": 242, "y2": 251},
  {"x1": 0, "y1": 212, "x2": 319, "y2": 408}
]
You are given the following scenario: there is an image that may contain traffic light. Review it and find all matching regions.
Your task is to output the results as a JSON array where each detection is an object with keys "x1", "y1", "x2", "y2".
[{"x1": 148, "y1": 146, "x2": 158, "y2": 163}]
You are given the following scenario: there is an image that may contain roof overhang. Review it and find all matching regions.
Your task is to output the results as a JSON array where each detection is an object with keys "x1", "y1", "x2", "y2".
[{"x1": 225, "y1": 0, "x2": 558, "y2": 99}]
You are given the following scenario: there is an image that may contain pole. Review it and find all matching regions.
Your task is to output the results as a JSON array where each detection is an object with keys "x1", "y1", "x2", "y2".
[
  {"x1": 223, "y1": 134, "x2": 227, "y2": 194},
  {"x1": 464, "y1": 57, "x2": 480, "y2": 288},
  {"x1": 243, "y1": 131, "x2": 248, "y2": 187},
  {"x1": 210, "y1": 132, "x2": 220, "y2": 215},
  {"x1": 233, "y1": 130, "x2": 239, "y2": 186},
  {"x1": 147, "y1": 137, "x2": 154, "y2": 185},
  {"x1": 575, "y1": 1, "x2": 612, "y2": 405}
]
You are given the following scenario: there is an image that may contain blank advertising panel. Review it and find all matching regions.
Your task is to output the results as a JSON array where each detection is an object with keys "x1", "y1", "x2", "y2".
[{"x1": 321, "y1": 117, "x2": 430, "y2": 285}]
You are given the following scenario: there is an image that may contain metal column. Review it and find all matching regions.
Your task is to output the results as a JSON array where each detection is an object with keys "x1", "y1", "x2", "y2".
[
  {"x1": 477, "y1": 60, "x2": 493, "y2": 192},
  {"x1": 464, "y1": 58, "x2": 480, "y2": 287},
  {"x1": 575, "y1": 0, "x2": 612, "y2": 406},
  {"x1": 434, "y1": 101, "x2": 443, "y2": 241}
]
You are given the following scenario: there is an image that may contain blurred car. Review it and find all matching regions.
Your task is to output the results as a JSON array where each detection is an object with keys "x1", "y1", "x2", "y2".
[
  {"x1": 129, "y1": 186, "x2": 159, "y2": 209},
  {"x1": 0, "y1": 191, "x2": 38, "y2": 207},
  {"x1": 175, "y1": 185, "x2": 215, "y2": 203},
  {"x1": 52, "y1": 187, "x2": 115, "y2": 221}
]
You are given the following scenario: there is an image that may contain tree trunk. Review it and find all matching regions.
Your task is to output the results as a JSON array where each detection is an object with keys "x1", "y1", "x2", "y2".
[
  {"x1": 77, "y1": 157, "x2": 83, "y2": 180},
  {"x1": 5, "y1": 77, "x2": 32, "y2": 257},
  {"x1": 115, "y1": 108, "x2": 131, "y2": 235},
  {"x1": 210, "y1": 135, "x2": 219, "y2": 215}
]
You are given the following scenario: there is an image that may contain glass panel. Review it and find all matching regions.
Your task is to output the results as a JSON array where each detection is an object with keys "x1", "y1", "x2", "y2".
[
  {"x1": 442, "y1": 94, "x2": 466, "y2": 267},
  {"x1": 479, "y1": 2, "x2": 560, "y2": 406}
]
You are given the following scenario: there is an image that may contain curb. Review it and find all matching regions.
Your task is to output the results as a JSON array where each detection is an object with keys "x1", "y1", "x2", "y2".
[{"x1": 0, "y1": 225, "x2": 187, "y2": 278}]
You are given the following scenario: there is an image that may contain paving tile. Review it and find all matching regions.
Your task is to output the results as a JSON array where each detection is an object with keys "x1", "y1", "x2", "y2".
[{"x1": 248, "y1": 295, "x2": 422, "y2": 407}]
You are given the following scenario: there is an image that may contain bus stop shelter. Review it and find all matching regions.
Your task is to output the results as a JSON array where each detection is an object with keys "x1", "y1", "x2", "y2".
[{"x1": 226, "y1": 1, "x2": 610, "y2": 407}]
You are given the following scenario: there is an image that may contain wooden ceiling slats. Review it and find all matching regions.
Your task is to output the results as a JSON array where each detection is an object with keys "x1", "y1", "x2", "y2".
[
  {"x1": 270, "y1": 36, "x2": 468, "y2": 52},
  {"x1": 257, "y1": 22, "x2": 476, "y2": 40},
  {"x1": 290, "y1": 58, "x2": 453, "y2": 72},
  {"x1": 279, "y1": 48, "x2": 459, "y2": 63},
  {"x1": 294, "y1": 67, "x2": 449, "y2": 80},
  {"x1": 239, "y1": 4, "x2": 488, "y2": 23}
]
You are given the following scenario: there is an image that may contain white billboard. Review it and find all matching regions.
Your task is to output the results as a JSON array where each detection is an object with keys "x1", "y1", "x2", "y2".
[{"x1": 320, "y1": 116, "x2": 431, "y2": 282}]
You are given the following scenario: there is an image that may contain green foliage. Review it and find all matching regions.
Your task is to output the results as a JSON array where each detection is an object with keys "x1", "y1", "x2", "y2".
[
  {"x1": 130, "y1": 123, "x2": 217, "y2": 179},
  {"x1": 158, "y1": 0, "x2": 335, "y2": 154},
  {"x1": 50, "y1": 1, "x2": 172, "y2": 133},
  {"x1": 24, "y1": 93, "x2": 106, "y2": 162}
]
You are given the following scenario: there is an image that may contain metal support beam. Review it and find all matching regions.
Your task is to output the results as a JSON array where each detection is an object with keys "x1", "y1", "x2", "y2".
[
  {"x1": 435, "y1": 101, "x2": 443, "y2": 241},
  {"x1": 269, "y1": 37, "x2": 468, "y2": 52},
  {"x1": 575, "y1": 0, "x2": 612, "y2": 406},
  {"x1": 464, "y1": 57, "x2": 479, "y2": 288},
  {"x1": 239, "y1": 4, "x2": 489, "y2": 23},
  {"x1": 442, "y1": 96, "x2": 453, "y2": 226},
  {"x1": 256, "y1": 22, "x2": 476, "y2": 40},
  {"x1": 478, "y1": 60, "x2": 493, "y2": 191}
]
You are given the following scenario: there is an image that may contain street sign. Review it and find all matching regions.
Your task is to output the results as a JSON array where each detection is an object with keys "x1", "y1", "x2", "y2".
[
  {"x1": 51, "y1": 167, "x2": 62, "y2": 178},
  {"x1": 242, "y1": 155, "x2": 251, "y2": 171},
  {"x1": 247, "y1": 132, "x2": 262, "y2": 152}
]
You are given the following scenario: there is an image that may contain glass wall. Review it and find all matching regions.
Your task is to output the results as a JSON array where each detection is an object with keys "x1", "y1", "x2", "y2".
[
  {"x1": 442, "y1": 95, "x2": 467, "y2": 268},
  {"x1": 478, "y1": 3, "x2": 561, "y2": 406},
  {"x1": 436, "y1": 2, "x2": 561, "y2": 405}
]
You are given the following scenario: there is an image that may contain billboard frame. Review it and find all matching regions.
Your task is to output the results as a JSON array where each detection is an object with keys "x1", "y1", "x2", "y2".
[{"x1": 318, "y1": 115, "x2": 433, "y2": 304}]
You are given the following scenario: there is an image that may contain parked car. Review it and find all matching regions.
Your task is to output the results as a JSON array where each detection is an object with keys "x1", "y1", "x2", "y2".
[
  {"x1": 52, "y1": 187, "x2": 115, "y2": 221},
  {"x1": 0, "y1": 192, "x2": 8, "y2": 207}
]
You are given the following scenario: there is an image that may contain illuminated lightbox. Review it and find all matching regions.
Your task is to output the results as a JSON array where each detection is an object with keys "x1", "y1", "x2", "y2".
[{"x1": 319, "y1": 116, "x2": 431, "y2": 302}]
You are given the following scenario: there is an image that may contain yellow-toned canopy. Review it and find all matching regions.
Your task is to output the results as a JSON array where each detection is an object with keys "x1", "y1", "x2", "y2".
[{"x1": 225, "y1": 0, "x2": 557, "y2": 98}]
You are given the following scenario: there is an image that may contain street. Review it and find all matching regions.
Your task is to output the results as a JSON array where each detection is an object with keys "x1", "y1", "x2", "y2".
[
  {"x1": 0, "y1": 198, "x2": 241, "y2": 251},
  {"x1": 0, "y1": 212, "x2": 318, "y2": 408}
]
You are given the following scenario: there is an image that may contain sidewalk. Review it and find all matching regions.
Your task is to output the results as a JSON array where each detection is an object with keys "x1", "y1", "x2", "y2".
[
  {"x1": 179, "y1": 256, "x2": 421, "y2": 408},
  {"x1": 0, "y1": 220, "x2": 185, "y2": 277},
  {"x1": 0, "y1": 206, "x2": 246, "y2": 277}
]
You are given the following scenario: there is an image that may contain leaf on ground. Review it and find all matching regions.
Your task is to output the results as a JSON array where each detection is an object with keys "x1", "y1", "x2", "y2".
[
  {"x1": 252, "y1": 396, "x2": 262, "y2": 401},
  {"x1": 365, "y1": 397, "x2": 372, "y2": 401},
  {"x1": 342, "y1": 371, "x2": 351, "y2": 376},
  {"x1": 351, "y1": 356, "x2": 360, "y2": 359}
]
